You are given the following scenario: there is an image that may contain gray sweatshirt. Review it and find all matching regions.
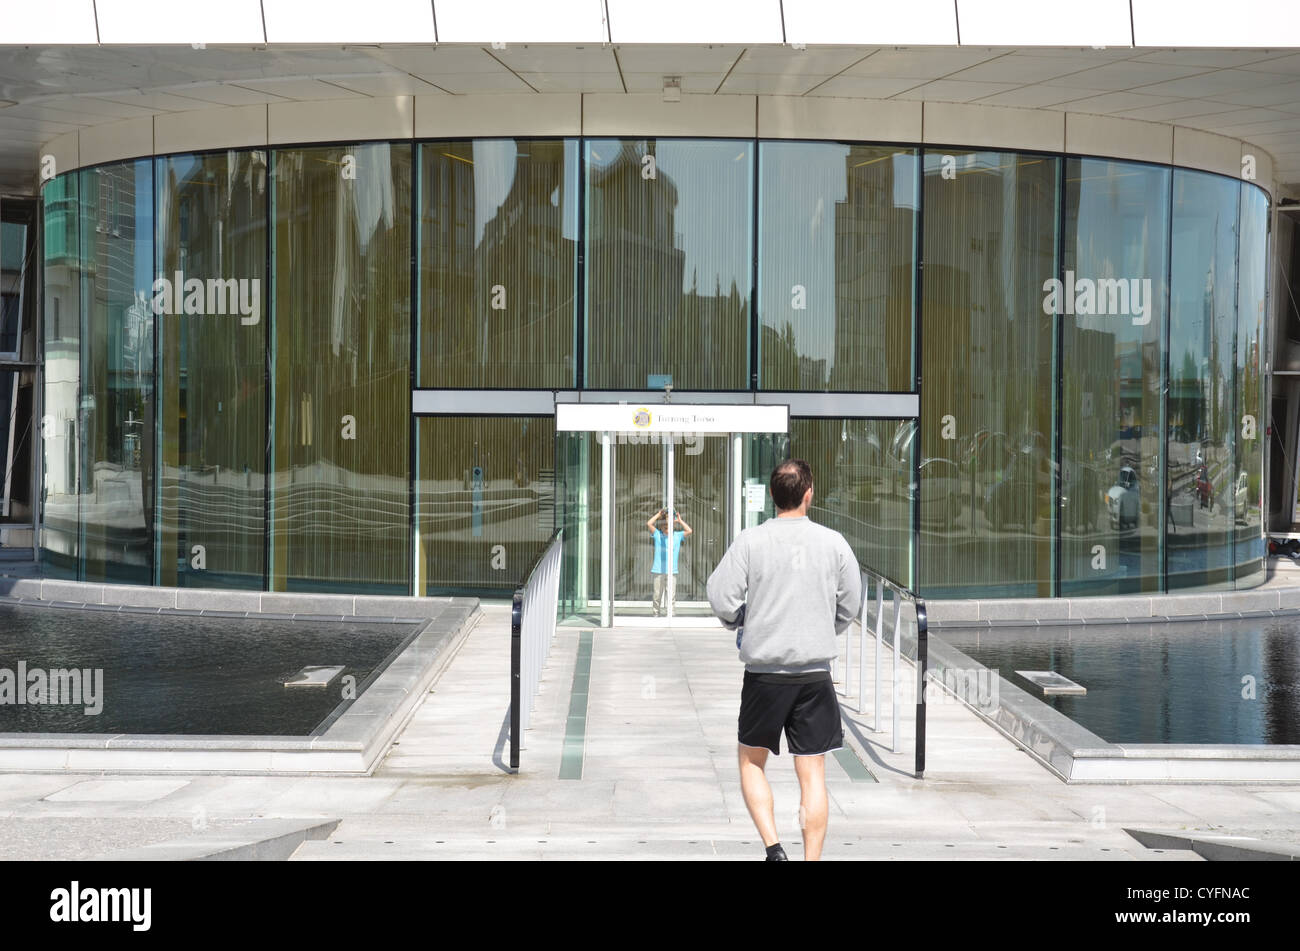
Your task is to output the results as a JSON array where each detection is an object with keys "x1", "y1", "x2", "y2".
[{"x1": 706, "y1": 515, "x2": 862, "y2": 674}]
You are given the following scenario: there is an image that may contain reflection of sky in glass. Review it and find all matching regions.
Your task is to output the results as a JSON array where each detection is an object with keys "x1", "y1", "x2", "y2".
[
  {"x1": 1169, "y1": 171, "x2": 1236, "y2": 389},
  {"x1": 467, "y1": 139, "x2": 579, "y2": 245},
  {"x1": 586, "y1": 139, "x2": 753, "y2": 295},
  {"x1": 1068, "y1": 159, "x2": 1167, "y2": 337},
  {"x1": 760, "y1": 143, "x2": 917, "y2": 365},
  {"x1": 132, "y1": 159, "x2": 154, "y2": 301}
]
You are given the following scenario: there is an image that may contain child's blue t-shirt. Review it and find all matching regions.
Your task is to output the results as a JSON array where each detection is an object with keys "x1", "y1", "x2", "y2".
[{"x1": 651, "y1": 529, "x2": 686, "y2": 575}]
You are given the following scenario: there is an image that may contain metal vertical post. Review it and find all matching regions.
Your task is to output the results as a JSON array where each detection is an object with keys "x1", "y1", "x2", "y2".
[
  {"x1": 666, "y1": 435, "x2": 674, "y2": 621},
  {"x1": 858, "y1": 574, "x2": 868, "y2": 713},
  {"x1": 891, "y1": 590, "x2": 903, "y2": 754},
  {"x1": 873, "y1": 580, "x2": 883, "y2": 731},
  {"x1": 600, "y1": 431, "x2": 612, "y2": 628}
]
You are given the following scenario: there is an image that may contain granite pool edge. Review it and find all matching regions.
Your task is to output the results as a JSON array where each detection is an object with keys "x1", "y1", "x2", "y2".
[
  {"x1": 902, "y1": 624, "x2": 1300, "y2": 783},
  {"x1": 0, "y1": 585, "x2": 481, "y2": 775}
]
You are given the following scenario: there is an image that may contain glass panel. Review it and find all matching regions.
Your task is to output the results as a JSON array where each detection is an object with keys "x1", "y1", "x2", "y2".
[
  {"x1": 418, "y1": 139, "x2": 579, "y2": 387},
  {"x1": 155, "y1": 151, "x2": 267, "y2": 588},
  {"x1": 1166, "y1": 170, "x2": 1238, "y2": 590},
  {"x1": 41, "y1": 173, "x2": 81, "y2": 576},
  {"x1": 558, "y1": 429, "x2": 601, "y2": 623},
  {"x1": 79, "y1": 161, "x2": 155, "y2": 584},
  {"x1": 1, "y1": 220, "x2": 27, "y2": 357},
  {"x1": 1236, "y1": 185, "x2": 1268, "y2": 586},
  {"x1": 415, "y1": 415, "x2": 555, "y2": 596},
  {"x1": 584, "y1": 138, "x2": 753, "y2": 389},
  {"x1": 919, "y1": 151, "x2": 1058, "y2": 598},
  {"x1": 758, "y1": 142, "x2": 917, "y2": 391},
  {"x1": 671, "y1": 432, "x2": 729, "y2": 607},
  {"x1": 610, "y1": 431, "x2": 728, "y2": 617},
  {"x1": 787, "y1": 419, "x2": 913, "y2": 588},
  {"x1": 1061, "y1": 158, "x2": 1170, "y2": 595},
  {"x1": 270, "y1": 144, "x2": 411, "y2": 593}
]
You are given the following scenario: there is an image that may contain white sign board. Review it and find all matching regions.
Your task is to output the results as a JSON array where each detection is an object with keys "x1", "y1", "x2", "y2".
[
  {"x1": 745, "y1": 483, "x2": 766, "y2": 512},
  {"x1": 556, "y1": 403, "x2": 789, "y2": 434}
]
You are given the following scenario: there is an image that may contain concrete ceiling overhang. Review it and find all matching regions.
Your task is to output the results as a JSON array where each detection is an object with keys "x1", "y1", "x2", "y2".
[{"x1": 4, "y1": 41, "x2": 1300, "y2": 194}]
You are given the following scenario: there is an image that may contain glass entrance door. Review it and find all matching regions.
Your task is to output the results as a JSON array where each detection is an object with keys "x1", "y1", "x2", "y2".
[
  {"x1": 557, "y1": 421, "x2": 792, "y2": 627},
  {"x1": 612, "y1": 432, "x2": 728, "y2": 621}
]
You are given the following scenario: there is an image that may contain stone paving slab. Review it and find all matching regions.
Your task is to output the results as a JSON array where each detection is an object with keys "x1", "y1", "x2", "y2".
[{"x1": 0, "y1": 602, "x2": 1293, "y2": 859}]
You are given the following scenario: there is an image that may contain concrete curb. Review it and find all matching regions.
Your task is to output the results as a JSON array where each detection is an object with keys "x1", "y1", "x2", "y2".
[
  {"x1": 98, "y1": 819, "x2": 341, "y2": 861},
  {"x1": 1125, "y1": 828, "x2": 1299, "y2": 861}
]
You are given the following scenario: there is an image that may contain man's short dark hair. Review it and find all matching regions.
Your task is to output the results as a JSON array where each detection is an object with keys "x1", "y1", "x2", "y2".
[{"x1": 770, "y1": 459, "x2": 813, "y2": 511}]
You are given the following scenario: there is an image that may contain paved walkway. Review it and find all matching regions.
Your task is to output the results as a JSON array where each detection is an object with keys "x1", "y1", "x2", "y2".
[{"x1": 0, "y1": 602, "x2": 1297, "y2": 860}]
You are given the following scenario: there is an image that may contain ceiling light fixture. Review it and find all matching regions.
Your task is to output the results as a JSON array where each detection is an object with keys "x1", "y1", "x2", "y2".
[{"x1": 663, "y1": 76, "x2": 681, "y2": 103}]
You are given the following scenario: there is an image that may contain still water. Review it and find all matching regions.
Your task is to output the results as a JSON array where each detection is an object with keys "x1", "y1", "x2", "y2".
[
  {"x1": 937, "y1": 618, "x2": 1300, "y2": 745},
  {"x1": 0, "y1": 603, "x2": 413, "y2": 735}
]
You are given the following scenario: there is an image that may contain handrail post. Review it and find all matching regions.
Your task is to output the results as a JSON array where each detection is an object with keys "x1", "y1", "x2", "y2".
[
  {"x1": 891, "y1": 588, "x2": 902, "y2": 755},
  {"x1": 873, "y1": 579, "x2": 883, "y2": 731},
  {"x1": 915, "y1": 600, "x2": 928, "y2": 779},
  {"x1": 510, "y1": 587, "x2": 523, "y2": 771}
]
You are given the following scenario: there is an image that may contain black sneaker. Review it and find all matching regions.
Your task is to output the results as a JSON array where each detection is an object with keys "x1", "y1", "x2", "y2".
[{"x1": 765, "y1": 844, "x2": 789, "y2": 862}]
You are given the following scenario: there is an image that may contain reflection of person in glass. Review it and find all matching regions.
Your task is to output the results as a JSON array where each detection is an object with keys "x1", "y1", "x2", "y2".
[{"x1": 646, "y1": 507, "x2": 693, "y2": 616}]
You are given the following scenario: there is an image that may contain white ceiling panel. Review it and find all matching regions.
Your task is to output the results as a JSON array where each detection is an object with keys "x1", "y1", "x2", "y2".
[
  {"x1": 1195, "y1": 115, "x2": 1300, "y2": 136},
  {"x1": 0, "y1": 114, "x2": 83, "y2": 135},
  {"x1": 613, "y1": 45, "x2": 748, "y2": 74},
  {"x1": 1137, "y1": 69, "x2": 1299, "y2": 99},
  {"x1": 1204, "y1": 81, "x2": 1300, "y2": 110},
  {"x1": 1238, "y1": 53, "x2": 1300, "y2": 77},
  {"x1": 0, "y1": 0, "x2": 98, "y2": 44},
  {"x1": 891, "y1": 80, "x2": 1023, "y2": 103},
  {"x1": 520, "y1": 72, "x2": 624, "y2": 93},
  {"x1": 1115, "y1": 100, "x2": 1244, "y2": 121},
  {"x1": 262, "y1": 1, "x2": 436, "y2": 43},
  {"x1": 417, "y1": 71, "x2": 534, "y2": 94},
  {"x1": 607, "y1": 0, "x2": 782, "y2": 44},
  {"x1": 435, "y1": 0, "x2": 609, "y2": 43},
  {"x1": 943, "y1": 54, "x2": 1103, "y2": 85},
  {"x1": 621, "y1": 73, "x2": 729, "y2": 94},
  {"x1": 971, "y1": 85, "x2": 1109, "y2": 108},
  {"x1": 322, "y1": 74, "x2": 446, "y2": 97},
  {"x1": 2, "y1": 100, "x2": 142, "y2": 125},
  {"x1": 157, "y1": 83, "x2": 292, "y2": 106},
  {"x1": 1134, "y1": 50, "x2": 1293, "y2": 70},
  {"x1": 491, "y1": 46, "x2": 619, "y2": 73},
  {"x1": 232, "y1": 78, "x2": 369, "y2": 100},
  {"x1": 1132, "y1": 1, "x2": 1300, "y2": 47},
  {"x1": 804, "y1": 76, "x2": 929, "y2": 99},
  {"x1": 783, "y1": 0, "x2": 958, "y2": 46},
  {"x1": 957, "y1": 0, "x2": 1132, "y2": 47},
  {"x1": 95, "y1": 0, "x2": 266, "y2": 45},
  {"x1": 1044, "y1": 61, "x2": 1213, "y2": 92},
  {"x1": 1049, "y1": 91, "x2": 1182, "y2": 113},
  {"x1": 843, "y1": 48, "x2": 1004, "y2": 80},
  {"x1": 368, "y1": 47, "x2": 509, "y2": 75},
  {"x1": 95, "y1": 90, "x2": 226, "y2": 112},
  {"x1": 717, "y1": 74, "x2": 834, "y2": 96},
  {"x1": 735, "y1": 46, "x2": 873, "y2": 75}
]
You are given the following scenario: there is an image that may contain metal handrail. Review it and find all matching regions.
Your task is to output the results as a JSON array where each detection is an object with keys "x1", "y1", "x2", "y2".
[
  {"x1": 835, "y1": 562, "x2": 928, "y2": 779},
  {"x1": 509, "y1": 528, "x2": 563, "y2": 771}
]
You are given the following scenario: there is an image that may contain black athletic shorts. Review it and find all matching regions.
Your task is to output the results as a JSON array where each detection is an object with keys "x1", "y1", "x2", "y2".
[{"x1": 737, "y1": 670, "x2": 843, "y2": 756}]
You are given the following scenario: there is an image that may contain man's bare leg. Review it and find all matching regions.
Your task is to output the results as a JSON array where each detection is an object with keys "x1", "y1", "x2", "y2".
[
  {"x1": 737, "y1": 744, "x2": 779, "y2": 846},
  {"x1": 793, "y1": 753, "x2": 828, "y2": 860}
]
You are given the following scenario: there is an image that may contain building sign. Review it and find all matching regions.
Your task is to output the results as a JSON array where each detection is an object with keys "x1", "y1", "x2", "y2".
[{"x1": 556, "y1": 402, "x2": 789, "y2": 434}]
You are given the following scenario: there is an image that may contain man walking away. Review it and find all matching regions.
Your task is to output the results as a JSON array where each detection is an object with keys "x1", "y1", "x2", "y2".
[{"x1": 706, "y1": 459, "x2": 861, "y2": 861}]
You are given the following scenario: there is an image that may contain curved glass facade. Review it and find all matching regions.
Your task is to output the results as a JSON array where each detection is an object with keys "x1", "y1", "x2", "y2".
[{"x1": 40, "y1": 137, "x2": 1270, "y2": 599}]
